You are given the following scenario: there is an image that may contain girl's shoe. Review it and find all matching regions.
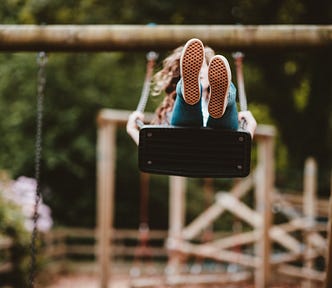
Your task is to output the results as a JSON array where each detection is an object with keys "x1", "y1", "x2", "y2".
[
  {"x1": 208, "y1": 55, "x2": 231, "y2": 118},
  {"x1": 180, "y1": 38, "x2": 204, "y2": 105}
]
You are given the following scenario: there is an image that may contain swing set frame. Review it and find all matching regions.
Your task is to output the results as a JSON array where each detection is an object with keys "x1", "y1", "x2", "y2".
[{"x1": 1, "y1": 24, "x2": 330, "y2": 288}]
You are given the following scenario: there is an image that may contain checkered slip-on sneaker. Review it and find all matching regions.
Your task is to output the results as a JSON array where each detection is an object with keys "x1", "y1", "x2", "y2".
[
  {"x1": 208, "y1": 55, "x2": 231, "y2": 118},
  {"x1": 180, "y1": 38, "x2": 204, "y2": 105}
]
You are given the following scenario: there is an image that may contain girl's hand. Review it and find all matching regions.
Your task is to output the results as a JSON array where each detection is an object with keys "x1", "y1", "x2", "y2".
[
  {"x1": 126, "y1": 111, "x2": 144, "y2": 145},
  {"x1": 238, "y1": 110, "x2": 257, "y2": 138}
]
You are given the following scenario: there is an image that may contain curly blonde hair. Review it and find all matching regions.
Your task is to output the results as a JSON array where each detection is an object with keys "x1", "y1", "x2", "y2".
[{"x1": 150, "y1": 45, "x2": 215, "y2": 124}]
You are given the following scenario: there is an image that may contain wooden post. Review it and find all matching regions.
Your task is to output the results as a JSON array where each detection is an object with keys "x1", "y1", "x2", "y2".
[
  {"x1": 302, "y1": 157, "x2": 317, "y2": 288},
  {"x1": 303, "y1": 158, "x2": 317, "y2": 219},
  {"x1": 255, "y1": 131, "x2": 275, "y2": 288},
  {"x1": 167, "y1": 176, "x2": 186, "y2": 275},
  {"x1": 96, "y1": 119, "x2": 116, "y2": 288},
  {"x1": 324, "y1": 172, "x2": 332, "y2": 288},
  {"x1": 96, "y1": 109, "x2": 153, "y2": 288},
  {"x1": 202, "y1": 178, "x2": 214, "y2": 239}
]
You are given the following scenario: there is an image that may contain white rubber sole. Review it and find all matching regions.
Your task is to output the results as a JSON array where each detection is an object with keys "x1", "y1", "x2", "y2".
[
  {"x1": 208, "y1": 55, "x2": 231, "y2": 118},
  {"x1": 180, "y1": 38, "x2": 204, "y2": 105}
]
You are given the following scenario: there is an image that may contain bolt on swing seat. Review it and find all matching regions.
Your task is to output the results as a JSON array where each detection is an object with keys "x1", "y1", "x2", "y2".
[{"x1": 136, "y1": 51, "x2": 252, "y2": 178}]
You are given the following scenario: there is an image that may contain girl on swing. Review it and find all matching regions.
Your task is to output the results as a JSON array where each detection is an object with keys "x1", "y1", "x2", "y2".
[{"x1": 127, "y1": 38, "x2": 257, "y2": 145}]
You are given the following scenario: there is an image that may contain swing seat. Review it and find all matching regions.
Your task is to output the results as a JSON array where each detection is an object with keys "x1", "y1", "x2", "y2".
[{"x1": 138, "y1": 125, "x2": 252, "y2": 178}]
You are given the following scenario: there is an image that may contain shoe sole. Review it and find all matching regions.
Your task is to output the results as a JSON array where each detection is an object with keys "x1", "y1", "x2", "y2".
[
  {"x1": 181, "y1": 39, "x2": 204, "y2": 105},
  {"x1": 208, "y1": 55, "x2": 231, "y2": 118}
]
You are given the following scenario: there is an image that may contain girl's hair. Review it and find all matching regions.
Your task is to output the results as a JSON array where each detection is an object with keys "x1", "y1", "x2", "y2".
[{"x1": 150, "y1": 45, "x2": 215, "y2": 124}]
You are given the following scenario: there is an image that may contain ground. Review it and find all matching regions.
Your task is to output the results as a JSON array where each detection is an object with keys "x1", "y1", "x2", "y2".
[
  {"x1": 39, "y1": 262, "x2": 307, "y2": 288},
  {"x1": 46, "y1": 274, "x2": 128, "y2": 288},
  {"x1": 46, "y1": 274, "x2": 302, "y2": 288},
  {"x1": 44, "y1": 272, "x2": 303, "y2": 288}
]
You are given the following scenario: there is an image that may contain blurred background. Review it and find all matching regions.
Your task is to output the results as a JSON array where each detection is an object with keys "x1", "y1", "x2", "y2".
[{"x1": 0, "y1": 1, "x2": 331, "y2": 286}]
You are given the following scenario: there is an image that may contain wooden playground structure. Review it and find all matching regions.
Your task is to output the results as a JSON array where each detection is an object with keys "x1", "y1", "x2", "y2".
[
  {"x1": 97, "y1": 109, "x2": 331, "y2": 288},
  {"x1": 0, "y1": 24, "x2": 330, "y2": 287}
]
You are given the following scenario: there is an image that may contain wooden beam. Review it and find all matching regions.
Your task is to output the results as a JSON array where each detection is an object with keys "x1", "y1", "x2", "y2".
[
  {"x1": 172, "y1": 240, "x2": 261, "y2": 268},
  {"x1": 212, "y1": 230, "x2": 259, "y2": 250},
  {"x1": 274, "y1": 192, "x2": 327, "y2": 252},
  {"x1": 210, "y1": 220, "x2": 303, "y2": 254},
  {"x1": 211, "y1": 193, "x2": 302, "y2": 253},
  {"x1": 271, "y1": 248, "x2": 321, "y2": 266},
  {"x1": 270, "y1": 226, "x2": 303, "y2": 253},
  {"x1": 274, "y1": 192, "x2": 329, "y2": 217},
  {"x1": 278, "y1": 264, "x2": 325, "y2": 282},
  {"x1": 271, "y1": 252, "x2": 303, "y2": 265},
  {"x1": 182, "y1": 173, "x2": 254, "y2": 240},
  {"x1": 0, "y1": 25, "x2": 331, "y2": 52},
  {"x1": 217, "y1": 193, "x2": 263, "y2": 227}
]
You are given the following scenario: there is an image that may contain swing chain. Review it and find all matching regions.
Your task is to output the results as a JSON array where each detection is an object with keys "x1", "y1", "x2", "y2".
[
  {"x1": 29, "y1": 51, "x2": 47, "y2": 288},
  {"x1": 232, "y1": 51, "x2": 248, "y2": 130}
]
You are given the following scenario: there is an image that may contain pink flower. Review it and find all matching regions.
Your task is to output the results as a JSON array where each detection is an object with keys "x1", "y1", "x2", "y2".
[{"x1": 0, "y1": 176, "x2": 53, "y2": 232}]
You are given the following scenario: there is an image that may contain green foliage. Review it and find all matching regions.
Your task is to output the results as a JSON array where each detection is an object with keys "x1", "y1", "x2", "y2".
[
  {"x1": 0, "y1": 196, "x2": 29, "y2": 242},
  {"x1": 0, "y1": 174, "x2": 53, "y2": 287},
  {"x1": 0, "y1": 54, "x2": 36, "y2": 176},
  {"x1": 0, "y1": 192, "x2": 30, "y2": 287},
  {"x1": 0, "y1": 51, "x2": 148, "y2": 227}
]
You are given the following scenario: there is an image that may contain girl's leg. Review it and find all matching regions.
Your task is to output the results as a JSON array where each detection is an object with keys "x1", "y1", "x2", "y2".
[
  {"x1": 171, "y1": 38, "x2": 204, "y2": 127},
  {"x1": 207, "y1": 82, "x2": 239, "y2": 129},
  {"x1": 170, "y1": 80, "x2": 203, "y2": 126},
  {"x1": 207, "y1": 55, "x2": 239, "y2": 130}
]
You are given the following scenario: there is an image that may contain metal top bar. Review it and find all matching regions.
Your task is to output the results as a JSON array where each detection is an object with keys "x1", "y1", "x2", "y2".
[{"x1": 0, "y1": 25, "x2": 331, "y2": 52}]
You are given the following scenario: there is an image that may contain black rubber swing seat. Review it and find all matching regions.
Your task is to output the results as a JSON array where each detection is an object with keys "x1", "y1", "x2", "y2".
[{"x1": 138, "y1": 125, "x2": 252, "y2": 178}]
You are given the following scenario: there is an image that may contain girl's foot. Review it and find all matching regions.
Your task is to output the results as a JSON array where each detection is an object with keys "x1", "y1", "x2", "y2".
[
  {"x1": 208, "y1": 55, "x2": 231, "y2": 118},
  {"x1": 180, "y1": 38, "x2": 204, "y2": 105}
]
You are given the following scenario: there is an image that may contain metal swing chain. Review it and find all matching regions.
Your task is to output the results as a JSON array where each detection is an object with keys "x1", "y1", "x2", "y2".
[
  {"x1": 29, "y1": 51, "x2": 47, "y2": 288},
  {"x1": 135, "y1": 51, "x2": 158, "y2": 128},
  {"x1": 232, "y1": 51, "x2": 248, "y2": 130},
  {"x1": 136, "y1": 51, "x2": 159, "y2": 113}
]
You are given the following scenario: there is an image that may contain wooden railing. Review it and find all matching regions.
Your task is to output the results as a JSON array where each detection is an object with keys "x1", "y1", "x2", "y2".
[{"x1": 42, "y1": 228, "x2": 169, "y2": 261}]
